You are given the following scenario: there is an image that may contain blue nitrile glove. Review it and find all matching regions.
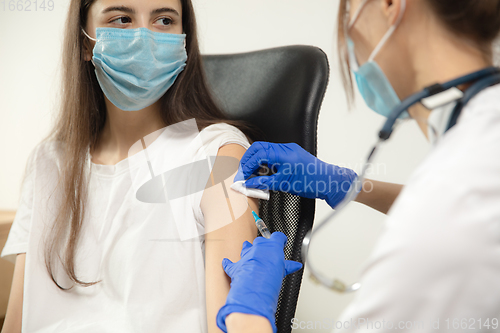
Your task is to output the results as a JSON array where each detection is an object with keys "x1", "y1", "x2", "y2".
[
  {"x1": 216, "y1": 232, "x2": 303, "y2": 333},
  {"x1": 234, "y1": 142, "x2": 359, "y2": 209}
]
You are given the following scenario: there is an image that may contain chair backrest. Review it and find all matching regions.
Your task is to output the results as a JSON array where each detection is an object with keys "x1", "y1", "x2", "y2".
[{"x1": 203, "y1": 45, "x2": 329, "y2": 333}]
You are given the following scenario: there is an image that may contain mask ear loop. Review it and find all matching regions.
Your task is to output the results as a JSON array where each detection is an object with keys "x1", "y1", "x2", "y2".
[
  {"x1": 348, "y1": 0, "x2": 369, "y2": 29},
  {"x1": 81, "y1": 28, "x2": 96, "y2": 42},
  {"x1": 367, "y1": 0, "x2": 407, "y2": 63},
  {"x1": 347, "y1": 0, "x2": 406, "y2": 66},
  {"x1": 81, "y1": 28, "x2": 97, "y2": 67},
  {"x1": 346, "y1": 0, "x2": 369, "y2": 68}
]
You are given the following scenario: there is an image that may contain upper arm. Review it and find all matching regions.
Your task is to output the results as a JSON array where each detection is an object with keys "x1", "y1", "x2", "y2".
[
  {"x1": 1, "y1": 253, "x2": 25, "y2": 333},
  {"x1": 201, "y1": 143, "x2": 259, "y2": 333}
]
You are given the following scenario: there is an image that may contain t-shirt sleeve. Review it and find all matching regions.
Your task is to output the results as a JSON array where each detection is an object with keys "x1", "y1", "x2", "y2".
[
  {"x1": 203, "y1": 122, "x2": 251, "y2": 151},
  {"x1": 1, "y1": 145, "x2": 39, "y2": 264}
]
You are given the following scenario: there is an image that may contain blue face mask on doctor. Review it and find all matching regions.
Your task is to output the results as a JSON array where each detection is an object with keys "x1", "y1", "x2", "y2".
[
  {"x1": 82, "y1": 27, "x2": 188, "y2": 111},
  {"x1": 347, "y1": 0, "x2": 409, "y2": 119}
]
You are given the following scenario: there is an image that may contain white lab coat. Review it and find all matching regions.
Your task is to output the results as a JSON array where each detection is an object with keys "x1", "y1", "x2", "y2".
[{"x1": 334, "y1": 84, "x2": 500, "y2": 332}]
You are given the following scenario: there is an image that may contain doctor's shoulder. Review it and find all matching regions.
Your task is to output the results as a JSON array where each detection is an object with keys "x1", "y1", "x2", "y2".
[
  {"x1": 461, "y1": 84, "x2": 500, "y2": 120},
  {"x1": 400, "y1": 84, "x2": 500, "y2": 198},
  {"x1": 454, "y1": 84, "x2": 500, "y2": 145},
  {"x1": 430, "y1": 84, "x2": 500, "y2": 184}
]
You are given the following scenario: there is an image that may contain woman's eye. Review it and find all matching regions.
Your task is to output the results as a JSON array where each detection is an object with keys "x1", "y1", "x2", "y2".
[
  {"x1": 110, "y1": 16, "x2": 132, "y2": 25},
  {"x1": 155, "y1": 17, "x2": 172, "y2": 26}
]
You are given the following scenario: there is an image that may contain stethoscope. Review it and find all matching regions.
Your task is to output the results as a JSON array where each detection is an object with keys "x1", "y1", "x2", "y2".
[{"x1": 301, "y1": 66, "x2": 500, "y2": 293}]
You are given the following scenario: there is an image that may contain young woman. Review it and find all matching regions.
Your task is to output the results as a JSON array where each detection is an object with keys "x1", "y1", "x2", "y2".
[{"x1": 0, "y1": 0, "x2": 260, "y2": 332}]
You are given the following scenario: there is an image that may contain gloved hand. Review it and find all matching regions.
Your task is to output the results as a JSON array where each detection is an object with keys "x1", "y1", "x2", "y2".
[
  {"x1": 216, "y1": 232, "x2": 303, "y2": 333},
  {"x1": 234, "y1": 142, "x2": 359, "y2": 209}
]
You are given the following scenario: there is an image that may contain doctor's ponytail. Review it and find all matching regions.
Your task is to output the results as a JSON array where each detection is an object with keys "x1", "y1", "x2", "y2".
[{"x1": 426, "y1": 0, "x2": 500, "y2": 45}]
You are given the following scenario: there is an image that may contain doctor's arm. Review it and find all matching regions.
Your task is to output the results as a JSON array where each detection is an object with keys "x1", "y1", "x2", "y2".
[
  {"x1": 1, "y1": 253, "x2": 25, "y2": 333},
  {"x1": 201, "y1": 143, "x2": 259, "y2": 333},
  {"x1": 237, "y1": 142, "x2": 403, "y2": 214},
  {"x1": 354, "y1": 179, "x2": 403, "y2": 214}
]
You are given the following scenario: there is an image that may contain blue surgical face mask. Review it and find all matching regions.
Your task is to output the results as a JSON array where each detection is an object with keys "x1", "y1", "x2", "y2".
[
  {"x1": 82, "y1": 27, "x2": 188, "y2": 111},
  {"x1": 347, "y1": 0, "x2": 409, "y2": 119}
]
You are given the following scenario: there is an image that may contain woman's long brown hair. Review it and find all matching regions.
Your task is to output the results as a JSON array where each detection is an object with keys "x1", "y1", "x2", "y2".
[{"x1": 43, "y1": 0, "x2": 256, "y2": 290}]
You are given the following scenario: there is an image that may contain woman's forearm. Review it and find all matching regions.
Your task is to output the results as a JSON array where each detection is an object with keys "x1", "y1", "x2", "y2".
[
  {"x1": 1, "y1": 253, "x2": 25, "y2": 333},
  {"x1": 226, "y1": 313, "x2": 273, "y2": 333},
  {"x1": 354, "y1": 179, "x2": 404, "y2": 214}
]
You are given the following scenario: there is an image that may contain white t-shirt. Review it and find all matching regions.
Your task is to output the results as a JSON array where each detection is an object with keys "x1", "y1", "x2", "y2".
[
  {"x1": 1, "y1": 121, "x2": 251, "y2": 333},
  {"x1": 335, "y1": 85, "x2": 500, "y2": 332}
]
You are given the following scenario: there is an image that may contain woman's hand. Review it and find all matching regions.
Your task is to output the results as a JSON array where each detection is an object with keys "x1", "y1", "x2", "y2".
[
  {"x1": 234, "y1": 142, "x2": 358, "y2": 209},
  {"x1": 216, "y1": 232, "x2": 303, "y2": 333}
]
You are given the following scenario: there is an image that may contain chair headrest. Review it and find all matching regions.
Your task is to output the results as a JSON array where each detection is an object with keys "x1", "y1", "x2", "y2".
[{"x1": 203, "y1": 45, "x2": 329, "y2": 149}]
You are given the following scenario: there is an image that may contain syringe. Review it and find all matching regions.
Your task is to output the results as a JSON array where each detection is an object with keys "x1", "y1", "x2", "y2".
[
  {"x1": 251, "y1": 211, "x2": 271, "y2": 239},
  {"x1": 238, "y1": 185, "x2": 272, "y2": 239}
]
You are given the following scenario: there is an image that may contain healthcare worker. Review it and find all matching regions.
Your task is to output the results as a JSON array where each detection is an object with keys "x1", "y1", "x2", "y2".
[{"x1": 215, "y1": 0, "x2": 500, "y2": 332}]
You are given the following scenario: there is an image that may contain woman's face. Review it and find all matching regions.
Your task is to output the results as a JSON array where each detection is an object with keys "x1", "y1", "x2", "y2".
[{"x1": 85, "y1": 0, "x2": 183, "y2": 59}]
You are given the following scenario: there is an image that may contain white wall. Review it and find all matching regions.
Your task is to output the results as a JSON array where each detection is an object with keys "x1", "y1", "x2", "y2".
[
  {"x1": 0, "y1": 1, "x2": 431, "y2": 331},
  {"x1": 0, "y1": 2, "x2": 66, "y2": 208}
]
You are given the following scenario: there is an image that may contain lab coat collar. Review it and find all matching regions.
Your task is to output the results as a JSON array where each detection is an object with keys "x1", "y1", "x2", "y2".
[{"x1": 427, "y1": 101, "x2": 456, "y2": 146}]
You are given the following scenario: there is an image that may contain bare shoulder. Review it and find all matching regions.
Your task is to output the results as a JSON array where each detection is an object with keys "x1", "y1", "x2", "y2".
[{"x1": 217, "y1": 143, "x2": 247, "y2": 159}]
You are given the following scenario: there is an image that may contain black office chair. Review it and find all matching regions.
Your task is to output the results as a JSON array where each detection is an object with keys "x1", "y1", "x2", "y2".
[{"x1": 203, "y1": 45, "x2": 329, "y2": 333}]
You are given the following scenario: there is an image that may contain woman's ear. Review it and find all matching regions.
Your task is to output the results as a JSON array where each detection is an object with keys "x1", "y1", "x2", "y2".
[
  {"x1": 84, "y1": 49, "x2": 92, "y2": 62},
  {"x1": 381, "y1": 0, "x2": 404, "y2": 26},
  {"x1": 82, "y1": 35, "x2": 93, "y2": 62}
]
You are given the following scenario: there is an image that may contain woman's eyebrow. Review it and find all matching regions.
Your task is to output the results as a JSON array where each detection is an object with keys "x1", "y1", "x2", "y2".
[
  {"x1": 151, "y1": 7, "x2": 180, "y2": 17},
  {"x1": 100, "y1": 6, "x2": 179, "y2": 17},
  {"x1": 102, "y1": 6, "x2": 135, "y2": 14}
]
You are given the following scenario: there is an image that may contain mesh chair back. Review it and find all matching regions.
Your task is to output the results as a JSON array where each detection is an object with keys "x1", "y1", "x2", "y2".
[{"x1": 203, "y1": 45, "x2": 329, "y2": 333}]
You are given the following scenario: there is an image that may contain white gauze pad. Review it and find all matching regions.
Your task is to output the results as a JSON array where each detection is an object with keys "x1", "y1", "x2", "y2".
[{"x1": 230, "y1": 180, "x2": 270, "y2": 200}]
